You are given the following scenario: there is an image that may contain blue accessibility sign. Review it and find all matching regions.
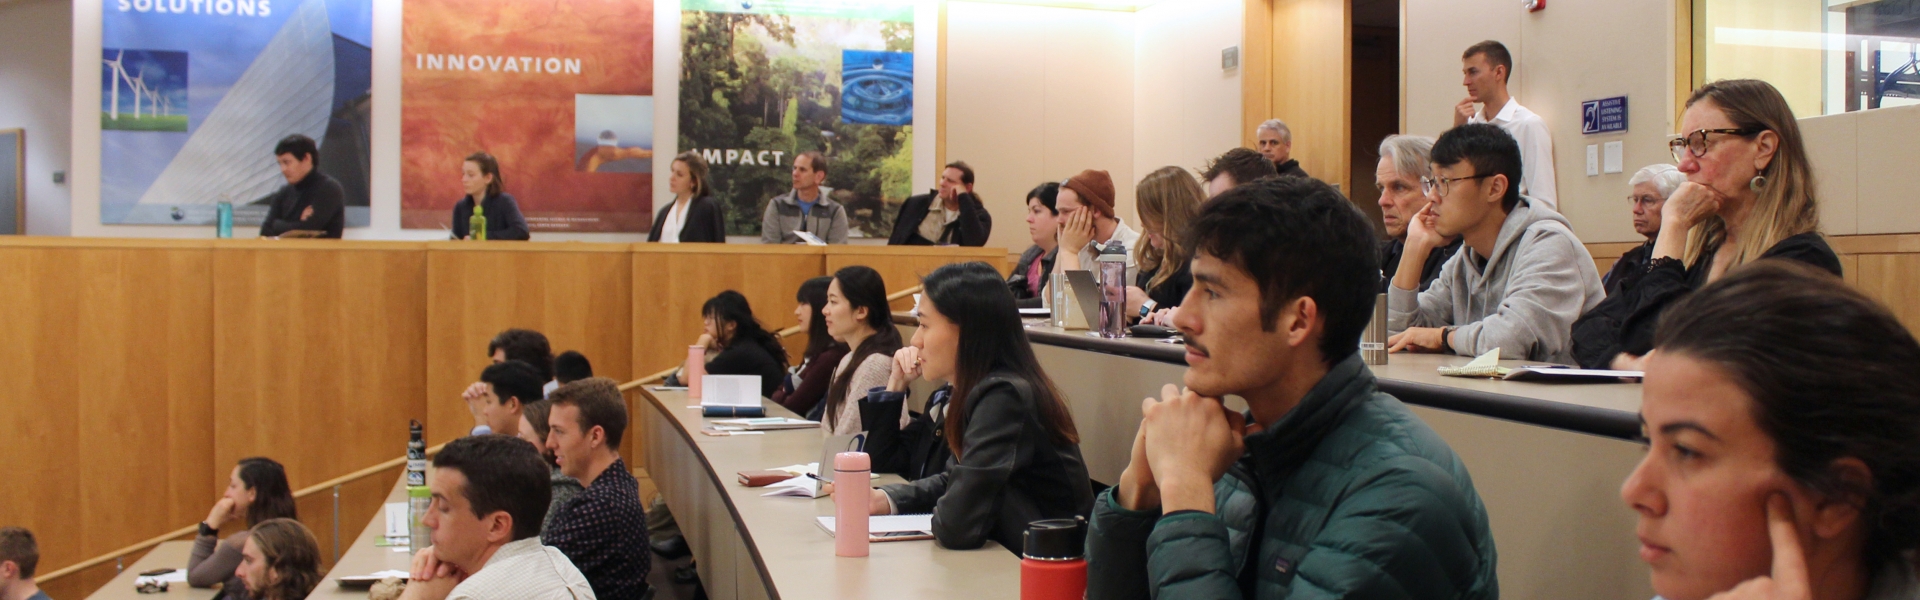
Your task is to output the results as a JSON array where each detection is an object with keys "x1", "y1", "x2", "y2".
[{"x1": 1582, "y1": 96, "x2": 1628, "y2": 134}]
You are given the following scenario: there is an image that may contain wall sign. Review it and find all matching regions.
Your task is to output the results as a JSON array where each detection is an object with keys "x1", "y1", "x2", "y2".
[{"x1": 1582, "y1": 96, "x2": 1628, "y2": 135}]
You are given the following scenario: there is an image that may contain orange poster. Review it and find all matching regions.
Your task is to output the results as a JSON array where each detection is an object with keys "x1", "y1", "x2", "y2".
[{"x1": 401, "y1": 0, "x2": 654, "y2": 233}]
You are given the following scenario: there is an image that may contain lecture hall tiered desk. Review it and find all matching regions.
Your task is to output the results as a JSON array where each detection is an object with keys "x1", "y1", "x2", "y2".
[{"x1": 38, "y1": 237, "x2": 1647, "y2": 599}]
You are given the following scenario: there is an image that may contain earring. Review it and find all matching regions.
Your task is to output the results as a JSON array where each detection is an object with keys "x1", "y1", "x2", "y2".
[{"x1": 1750, "y1": 175, "x2": 1768, "y2": 192}]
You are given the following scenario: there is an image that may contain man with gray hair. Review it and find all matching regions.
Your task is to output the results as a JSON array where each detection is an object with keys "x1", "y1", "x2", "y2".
[
  {"x1": 1603, "y1": 164, "x2": 1684, "y2": 295},
  {"x1": 1254, "y1": 119, "x2": 1309, "y2": 179},
  {"x1": 1375, "y1": 134, "x2": 1459, "y2": 292}
]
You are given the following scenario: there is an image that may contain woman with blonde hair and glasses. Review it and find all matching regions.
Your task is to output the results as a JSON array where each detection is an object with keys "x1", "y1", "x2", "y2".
[
  {"x1": 1594, "y1": 79, "x2": 1840, "y2": 370},
  {"x1": 1126, "y1": 166, "x2": 1204, "y2": 326}
]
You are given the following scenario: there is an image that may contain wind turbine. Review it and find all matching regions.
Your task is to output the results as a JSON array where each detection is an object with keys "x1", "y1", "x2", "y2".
[
  {"x1": 129, "y1": 70, "x2": 149, "y2": 119},
  {"x1": 102, "y1": 50, "x2": 127, "y2": 120}
]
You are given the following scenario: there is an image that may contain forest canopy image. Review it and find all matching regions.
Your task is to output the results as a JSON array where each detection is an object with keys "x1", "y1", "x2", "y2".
[{"x1": 679, "y1": 1, "x2": 914, "y2": 238}]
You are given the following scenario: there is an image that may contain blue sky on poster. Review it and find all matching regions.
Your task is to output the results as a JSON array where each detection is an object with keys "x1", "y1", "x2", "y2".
[{"x1": 100, "y1": 0, "x2": 371, "y2": 221}]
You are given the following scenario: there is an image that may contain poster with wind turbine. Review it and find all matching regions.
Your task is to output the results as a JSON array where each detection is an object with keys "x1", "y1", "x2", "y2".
[{"x1": 100, "y1": 49, "x2": 188, "y2": 132}]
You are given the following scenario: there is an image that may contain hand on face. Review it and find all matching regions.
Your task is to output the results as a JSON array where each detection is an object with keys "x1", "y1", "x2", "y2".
[
  {"x1": 886, "y1": 345, "x2": 923, "y2": 392},
  {"x1": 1405, "y1": 202, "x2": 1454, "y2": 251},
  {"x1": 403, "y1": 547, "x2": 465, "y2": 600},
  {"x1": 1702, "y1": 495, "x2": 1810, "y2": 600},
  {"x1": 1455, "y1": 97, "x2": 1477, "y2": 126},
  {"x1": 205, "y1": 497, "x2": 238, "y2": 529},
  {"x1": 1661, "y1": 182, "x2": 1726, "y2": 233},
  {"x1": 1058, "y1": 207, "x2": 1095, "y2": 253}
]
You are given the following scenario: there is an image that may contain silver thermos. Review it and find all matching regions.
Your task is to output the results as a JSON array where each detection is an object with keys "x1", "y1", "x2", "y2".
[
  {"x1": 1361, "y1": 293, "x2": 1388, "y2": 365},
  {"x1": 1050, "y1": 271, "x2": 1070, "y2": 328}
]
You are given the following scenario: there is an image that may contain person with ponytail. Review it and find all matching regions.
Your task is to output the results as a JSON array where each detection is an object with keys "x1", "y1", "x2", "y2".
[
  {"x1": 862, "y1": 262, "x2": 1093, "y2": 553},
  {"x1": 1589, "y1": 79, "x2": 1840, "y2": 370},
  {"x1": 693, "y1": 291, "x2": 789, "y2": 397}
]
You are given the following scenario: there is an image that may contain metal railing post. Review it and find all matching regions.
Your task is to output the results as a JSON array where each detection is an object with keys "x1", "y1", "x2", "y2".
[
  {"x1": 115, "y1": 555, "x2": 123, "y2": 574},
  {"x1": 333, "y1": 484, "x2": 342, "y2": 564}
]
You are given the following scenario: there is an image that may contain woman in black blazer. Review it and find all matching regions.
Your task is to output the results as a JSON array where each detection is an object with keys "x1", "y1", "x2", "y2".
[
  {"x1": 648, "y1": 151, "x2": 728, "y2": 243},
  {"x1": 862, "y1": 261, "x2": 1093, "y2": 553}
]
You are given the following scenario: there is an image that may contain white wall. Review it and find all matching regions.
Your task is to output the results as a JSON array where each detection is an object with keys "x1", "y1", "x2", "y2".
[
  {"x1": 1133, "y1": 0, "x2": 1242, "y2": 186},
  {"x1": 67, "y1": 0, "x2": 937, "y2": 241},
  {"x1": 1405, "y1": 0, "x2": 1675, "y2": 245},
  {"x1": 945, "y1": 2, "x2": 1137, "y2": 251},
  {"x1": 0, "y1": 0, "x2": 73, "y2": 235}
]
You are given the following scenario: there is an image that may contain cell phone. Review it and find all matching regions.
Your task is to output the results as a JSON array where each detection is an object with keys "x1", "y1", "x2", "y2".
[{"x1": 139, "y1": 568, "x2": 176, "y2": 577}]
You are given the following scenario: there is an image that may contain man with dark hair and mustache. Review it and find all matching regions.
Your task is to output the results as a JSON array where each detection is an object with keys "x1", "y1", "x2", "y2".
[{"x1": 1083, "y1": 176, "x2": 1498, "y2": 599}]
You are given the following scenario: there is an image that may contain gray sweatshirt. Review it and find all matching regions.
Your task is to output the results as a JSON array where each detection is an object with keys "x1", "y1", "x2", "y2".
[
  {"x1": 1388, "y1": 197, "x2": 1603, "y2": 364},
  {"x1": 760, "y1": 186, "x2": 849, "y2": 244}
]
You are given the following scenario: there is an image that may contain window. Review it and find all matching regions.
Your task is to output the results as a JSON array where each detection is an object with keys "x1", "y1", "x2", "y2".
[{"x1": 1695, "y1": 0, "x2": 1920, "y2": 117}]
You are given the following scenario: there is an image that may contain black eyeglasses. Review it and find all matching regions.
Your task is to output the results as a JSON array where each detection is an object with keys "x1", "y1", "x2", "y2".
[
  {"x1": 1668, "y1": 128, "x2": 1763, "y2": 162},
  {"x1": 1420, "y1": 173, "x2": 1495, "y2": 197}
]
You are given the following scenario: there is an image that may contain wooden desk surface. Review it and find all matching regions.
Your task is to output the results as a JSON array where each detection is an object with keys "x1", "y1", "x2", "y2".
[
  {"x1": 937, "y1": 315, "x2": 1645, "y2": 439},
  {"x1": 306, "y1": 477, "x2": 413, "y2": 599},
  {"x1": 83, "y1": 541, "x2": 218, "y2": 600},
  {"x1": 639, "y1": 387, "x2": 1023, "y2": 600}
]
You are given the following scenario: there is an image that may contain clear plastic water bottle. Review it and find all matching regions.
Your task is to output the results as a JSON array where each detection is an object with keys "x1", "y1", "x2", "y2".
[
  {"x1": 1049, "y1": 271, "x2": 1069, "y2": 328},
  {"x1": 216, "y1": 195, "x2": 233, "y2": 239},
  {"x1": 469, "y1": 203, "x2": 488, "y2": 241},
  {"x1": 1095, "y1": 242, "x2": 1128, "y2": 338}
]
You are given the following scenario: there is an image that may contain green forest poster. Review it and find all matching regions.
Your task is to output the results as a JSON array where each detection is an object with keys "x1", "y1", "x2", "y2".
[{"x1": 679, "y1": 0, "x2": 915, "y2": 238}]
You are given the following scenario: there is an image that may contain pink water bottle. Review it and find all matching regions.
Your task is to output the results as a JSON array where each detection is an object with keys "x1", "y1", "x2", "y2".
[
  {"x1": 833, "y1": 452, "x2": 871, "y2": 557},
  {"x1": 686, "y1": 345, "x2": 706, "y2": 399}
]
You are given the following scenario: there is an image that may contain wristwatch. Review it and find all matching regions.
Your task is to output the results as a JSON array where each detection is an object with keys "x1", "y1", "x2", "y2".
[
  {"x1": 198, "y1": 521, "x2": 218, "y2": 537},
  {"x1": 1440, "y1": 326, "x2": 1456, "y2": 349},
  {"x1": 1138, "y1": 299, "x2": 1158, "y2": 319}
]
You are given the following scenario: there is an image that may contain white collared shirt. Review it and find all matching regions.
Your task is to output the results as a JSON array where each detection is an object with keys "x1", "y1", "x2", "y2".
[
  {"x1": 1470, "y1": 99, "x2": 1559, "y2": 210},
  {"x1": 659, "y1": 198, "x2": 689, "y2": 244},
  {"x1": 449, "y1": 538, "x2": 597, "y2": 600},
  {"x1": 1076, "y1": 220, "x2": 1141, "y2": 282}
]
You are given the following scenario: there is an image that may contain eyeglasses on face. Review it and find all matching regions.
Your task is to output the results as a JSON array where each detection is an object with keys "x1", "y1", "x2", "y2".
[
  {"x1": 1420, "y1": 173, "x2": 1495, "y2": 197},
  {"x1": 1668, "y1": 128, "x2": 1763, "y2": 163}
]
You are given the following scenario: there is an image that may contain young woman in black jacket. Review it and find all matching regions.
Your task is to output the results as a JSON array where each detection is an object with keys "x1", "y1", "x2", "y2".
[
  {"x1": 859, "y1": 261, "x2": 1094, "y2": 553},
  {"x1": 693, "y1": 291, "x2": 788, "y2": 397},
  {"x1": 648, "y1": 151, "x2": 727, "y2": 243}
]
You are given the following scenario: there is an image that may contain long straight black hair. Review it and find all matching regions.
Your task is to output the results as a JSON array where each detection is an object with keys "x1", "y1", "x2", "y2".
[
  {"x1": 796, "y1": 276, "x2": 839, "y2": 363},
  {"x1": 923, "y1": 262, "x2": 1079, "y2": 458},
  {"x1": 702, "y1": 291, "x2": 789, "y2": 369},
  {"x1": 822, "y1": 266, "x2": 902, "y2": 430}
]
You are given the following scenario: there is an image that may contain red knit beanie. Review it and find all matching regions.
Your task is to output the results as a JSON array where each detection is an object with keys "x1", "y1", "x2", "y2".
[{"x1": 1063, "y1": 169, "x2": 1116, "y2": 218}]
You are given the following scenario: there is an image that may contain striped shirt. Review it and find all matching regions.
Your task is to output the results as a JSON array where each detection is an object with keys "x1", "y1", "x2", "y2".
[{"x1": 448, "y1": 538, "x2": 595, "y2": 600}]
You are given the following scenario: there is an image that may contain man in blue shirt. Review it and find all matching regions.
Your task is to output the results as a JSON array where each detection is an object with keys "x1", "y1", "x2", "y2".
[{"x1": 0, "y1": 527, "x2": 53, "y2": 600}]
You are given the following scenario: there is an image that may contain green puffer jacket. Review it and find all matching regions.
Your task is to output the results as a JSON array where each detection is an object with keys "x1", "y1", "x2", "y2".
[{"x1": 1085, "y1": 354, "x2": 1499, "y2": 599}]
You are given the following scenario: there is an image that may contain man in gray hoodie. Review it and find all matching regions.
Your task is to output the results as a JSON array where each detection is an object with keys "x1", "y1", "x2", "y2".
[
  {"x1": 1386, "y1": 123, "x2": 1602, "y2": 364},
  {"x1": 761, "y1": 151, "x2": 849, "y2": 244}
]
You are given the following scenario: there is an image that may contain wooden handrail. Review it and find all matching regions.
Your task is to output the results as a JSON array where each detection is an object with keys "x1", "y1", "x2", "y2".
[
  {"x1": 44, "y1": 283, "x2": 925, "y2": 586},
  {"x1": 615, "y1": 285, "x2": 923, "y2": 392},
  {"x1": 37, "y1": 441, "x2": 449, "y2": 585}
]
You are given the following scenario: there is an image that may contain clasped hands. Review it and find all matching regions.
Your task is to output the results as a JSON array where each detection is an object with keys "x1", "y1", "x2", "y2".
[
  {"x1": 400, "y1": 547, "x2": 468, "y2": 600},
  {"x1": 1116, "y1": 384, "x2": 1255, "y2": 514}
]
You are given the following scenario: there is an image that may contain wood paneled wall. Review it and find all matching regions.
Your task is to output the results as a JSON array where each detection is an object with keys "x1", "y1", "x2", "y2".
[
  {"x1": 0, "y1": 238, "x2": 1000, "y2": 598},
  {"x1": 1588, "y1": 233, "x2": 1920, "y2": 334},
  {"x1": 1245, "y1": 0, "x2": 1353, "y2": 193}
]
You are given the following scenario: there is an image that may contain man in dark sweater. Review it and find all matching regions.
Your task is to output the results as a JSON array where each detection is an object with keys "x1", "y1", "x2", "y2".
[
  {"x1": 258, "y1": 134, "x2": 345, "y2": 238},
  {"x1": 1255, "y1": 118, "x2": 1310, "y2": 180},
  {"x1": 888, "y1": 161, "x2": 992, "y2": 246}
]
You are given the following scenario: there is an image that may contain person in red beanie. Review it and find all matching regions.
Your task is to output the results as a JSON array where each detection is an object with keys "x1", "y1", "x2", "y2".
[{"x1": 1055, "y1": 169, "x2": 1140, "y2": 277}]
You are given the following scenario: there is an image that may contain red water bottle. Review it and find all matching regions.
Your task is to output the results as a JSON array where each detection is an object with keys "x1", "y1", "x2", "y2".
[{"x1": 1020, "y1": 517, "x2": 1087, "y2": 600}]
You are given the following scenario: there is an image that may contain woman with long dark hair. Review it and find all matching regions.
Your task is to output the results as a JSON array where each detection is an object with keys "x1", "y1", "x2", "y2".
[
  {"x1": 693, "y1": 290, "x2": 789, "y2": 397},
  {"x1": 1623, "y1": 261, "x2": 1920, "y2": 600},
  {"x1": 189, "y1": 457, "x2": 298, "y2": 598},
  {"x1": 865, "y1": 262, "x2": 1093, "y2": 552},
  {"x1": 819, "y1": 266, "x2": 903, "y2": 434},
  {"x1": 450, "y1": 152, "x2": 531, "y2": 240},
  {"x1": 234, "y1": 518, "x2": 321, "y2": 600},
  {"x1": 772, "y1": 277, "x2": 847, "y2": 416},
  {"x1": 648, "y1": 151, "x2": 728, "y2": 243}
]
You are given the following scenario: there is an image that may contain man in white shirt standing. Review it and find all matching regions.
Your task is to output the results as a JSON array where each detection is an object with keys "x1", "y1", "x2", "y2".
[
  {"x1": 1454, "y1": 40, "x2": 1558, "y2": 210},
  {"x1": 404, "y1": 435, "x2": 596, "y2": 600}
]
